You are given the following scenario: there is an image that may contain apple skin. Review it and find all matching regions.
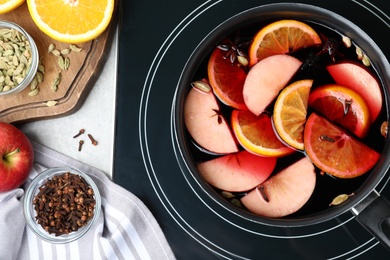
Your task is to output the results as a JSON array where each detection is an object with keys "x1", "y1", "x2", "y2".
[
  {"x1": 241, "y1": 157, "x2": 316, "y2": 218},
  {"x1": 243, "y1": 54, "x2": 302, "y2": 116},
  {"x1": 198, "y1": 150, "x2": 276, "y2": 192},
  {"x1": 0, "y1": 122, "x2": 34, "y2": 192},
  {"x1": 184, "y1": 86, "x2": 239, "y2": 154}
]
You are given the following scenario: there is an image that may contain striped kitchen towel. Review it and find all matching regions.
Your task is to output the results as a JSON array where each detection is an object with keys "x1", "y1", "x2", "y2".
[{"x1": 0, "y1": 141, "x2": 175, "y2": 260}]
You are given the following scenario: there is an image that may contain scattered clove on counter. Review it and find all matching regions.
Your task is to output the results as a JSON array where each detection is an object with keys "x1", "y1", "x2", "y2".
[
  {"x1": 72, "y1": 129, "x2": 98, "y2": 151},
  {"x1": 73, "y1": 129, "x2": 85, "y2": 138},
  {"x1": 87, "y1": 134, "x2": 98, "y2": 146},
  {"x1": 78, "y1": 140, "x2": 84, "y2": 152}
]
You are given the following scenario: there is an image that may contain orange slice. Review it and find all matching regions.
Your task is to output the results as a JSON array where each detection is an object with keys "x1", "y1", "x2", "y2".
[
  {"x1": 273, "y1": 79, "x2": 313, "y2": 150},
  {"x1": 249, "y1": 19, "x2": 322, "y2": 66},
  {"x1": 26, "y1": 0, "x2": 115, "y2": 43},
  {"x1": 208, "y1": 47, "x2": 248, "y2": 110},
  {"x1": 303, "y1": 113, "x2": 380, "y2": 178},
  {"x1": 308, "y1": 84, "x2": 371, "y2": 138},
  {"x1": 231, "y1": 110, "x2": 295, "y2": 157},
  {"x1": 327, "y1": 62, "x2": 382, "y2": 122},
  {"x1": 0, "y1": 0, "x2": 24, "y2": 14}
]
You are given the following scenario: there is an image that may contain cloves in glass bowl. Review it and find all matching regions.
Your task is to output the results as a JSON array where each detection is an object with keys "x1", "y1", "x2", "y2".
[
  {"x1": 24, "y1": 167, "x2": 101, "y2": 243},
  {"x1": 32, "y1": 171, "x2": 96, "y2": 236}
]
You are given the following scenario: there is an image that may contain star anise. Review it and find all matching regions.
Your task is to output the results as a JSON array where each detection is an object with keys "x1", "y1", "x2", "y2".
[{"x1": 217, "y1": 31, "x2": 252, "y2": 66}]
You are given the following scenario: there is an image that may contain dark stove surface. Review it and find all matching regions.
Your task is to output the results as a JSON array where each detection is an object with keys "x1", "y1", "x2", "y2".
[{"x1": 114, "y1": 0, "x2": 390, "y2": 259}]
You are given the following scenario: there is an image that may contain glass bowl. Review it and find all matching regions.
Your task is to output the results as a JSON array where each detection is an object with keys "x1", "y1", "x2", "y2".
[
  {"x1": 23, "y1": 167, "x2": 101, "y2": 244},
  {"x1": 0, "y1": 20, "x2": 39, "y2": 96}
]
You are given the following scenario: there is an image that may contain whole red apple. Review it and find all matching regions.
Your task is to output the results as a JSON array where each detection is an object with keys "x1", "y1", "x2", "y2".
[{"x1": 0, "y1": 122, "x2": 34, "y2": 192}]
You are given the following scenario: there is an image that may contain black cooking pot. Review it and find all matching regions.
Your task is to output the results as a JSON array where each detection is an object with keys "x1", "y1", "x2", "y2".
[{"x1": 173, "y1": 3, "x2": 390, "y2": 250}]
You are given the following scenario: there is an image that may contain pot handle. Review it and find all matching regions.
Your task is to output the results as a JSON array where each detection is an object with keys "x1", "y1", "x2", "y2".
[{"x1": 352, "y1": 190, "x2": 390, "y2": 251}]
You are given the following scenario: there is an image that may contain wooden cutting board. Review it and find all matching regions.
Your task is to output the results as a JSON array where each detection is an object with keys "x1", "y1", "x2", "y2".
[{"x1": 0, "y1": 1, "x2": 119, "y2": 123}]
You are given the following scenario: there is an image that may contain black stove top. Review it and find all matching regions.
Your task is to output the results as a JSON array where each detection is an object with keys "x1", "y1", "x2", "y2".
[{"x1": 114, "y1": 0, "x2": 390, "y2": 259}]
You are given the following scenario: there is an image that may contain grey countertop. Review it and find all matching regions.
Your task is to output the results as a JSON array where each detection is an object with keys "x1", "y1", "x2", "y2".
[{"x1": 19, "y1": 29, "x2": 118, "y2": 179}]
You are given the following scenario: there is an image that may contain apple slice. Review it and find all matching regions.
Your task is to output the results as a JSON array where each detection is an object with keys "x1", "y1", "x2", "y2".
[
  {"x1": 327, "y1": 61, "x2": 382, "y2": 122},
  {"x1": 241, "y1": 157, "x2": 316, "y2": 217},
  {"x1": 243, "y1": 54, "x2": 302, "y2": 116},
  {"x1": 184, "y1": 86, "x2": 238, "y2": 154},
  {"x1": 198, "y1": 150, "x2": 276, "y2": 192}
]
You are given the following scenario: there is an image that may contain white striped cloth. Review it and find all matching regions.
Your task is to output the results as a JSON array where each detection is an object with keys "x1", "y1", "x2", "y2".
[{"x1": 0, "y1": 142, "x2": 175, "y2": 260}]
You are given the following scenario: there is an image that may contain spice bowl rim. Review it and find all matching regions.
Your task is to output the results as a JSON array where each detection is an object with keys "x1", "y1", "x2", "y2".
[
  {"x1": 0, "y1": 20, "x2": 39, "y2": 96},
  {"x1": 23, "y1": 166, "x2": 101, "y2": 244}
]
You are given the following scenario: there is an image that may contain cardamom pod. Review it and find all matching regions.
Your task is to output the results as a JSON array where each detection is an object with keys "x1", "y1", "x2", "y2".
[
  {"x1": 362, "y1": 54, "x2": 371, "y2": 67},
  {"x1": 58, "y1": 56, "x2": 65, "y2": 70},
  {"x1": 356, "y1": 46, "x2": 363, "y2": 60},
  {"x1": 38, "y1": 64, "x2": 45, "y2": 73},
  {"x1": 69, "y1": 44, "x2": 82, "y2": 52},
  {"x1": 48, "y1": 43, "x2": 55, "y2": 53},
  {"x1": 28, "y1": 88, "x2": 39, "y2": 96},
  {"x1": 30, "y1": 77, "x2": 38, "y2": 90},
  {"x1": 61, "y1": 48, "x2": 70, "y2": 55},
  {"x1": 381, "y1": 121, "x2": 388, "y2": 138},
  {"x1": 220, "y1": 191, "x2": 235, "y2": 199},
  {"x1": 64, "y1": 57, "x2": 70, "y2": 70},
  {"x1": 36, "y1": 71, "x2": 43, "y2": 83},
  {"x1": 329, "y1": 193, "x2": 354, "y2": 206},
  {"x1": 191, "y1": 80, "x2": 211, "y2": 93},
  {"x1": 46, "y1": 100, "x2": 58, "y2": 107},
  {"x1": 51, "y1": 72, "x2": 62, "y2": 91},
  {"x1": 342, "y1": 36, "x2": 352, "y2": 48},
  {"x1": 51, "y1": 49, "x2": 61, "y2": 57},
  {"x1": 237, "y1": 56, "x2": 249, "y2": 66}
]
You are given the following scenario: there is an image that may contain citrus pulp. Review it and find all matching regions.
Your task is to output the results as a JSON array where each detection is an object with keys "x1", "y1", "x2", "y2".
[
  {"x1": 303, "y1": 113, "x2": 380, "y2": 178},
  {"x1": 26, "y1": 0, "x2": 115, "y2": 43},
  {"x1": 0, "y1": 0, "x2": 24, "y2": 14},
  {"x1": 231, "y1": 110, "x2": 295, "y2": 157},
  {"x1": 248, "y1": 19, "x2": 322, "y2": 66},
  {"x1": 273, "y1": 79, "x2": 313, "y2": 150},
  {"x1": 208, "y1": 47, "x2": 248, "y2": 110},
  {"x1": 308, "y1": 84, "x2": 371, "y2": 138}
]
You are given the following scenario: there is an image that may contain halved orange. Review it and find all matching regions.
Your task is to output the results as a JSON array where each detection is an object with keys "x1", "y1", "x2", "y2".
[
  {"x1": 249, "y1": 19, "x2": 322, "y2": 66},
  {"x1": 208, "y1": 47, "x2": 248, "y2": 110},
  {"x1": 231, "y1": 109, "x2": 295, "y2": 157},
  {"x1": 304, "y1": 113, "x2": 380, "y2": 178},
  {"x1": 27, "y1": 0, "x2": 115, "y2": 43},
  {"x1": 273, "y1": 79, "x2": 313, "y2": 150},
  {"x1": 308, "y1": 84, "x2": 371, "y2": 138},
  {"x1": 0, "y1": 0, "x2": 24, "y2": 14}
]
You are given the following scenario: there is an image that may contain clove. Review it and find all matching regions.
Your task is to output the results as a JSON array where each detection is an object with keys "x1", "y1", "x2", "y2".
[
  {"x1": 258, "y1": 185, "x2": 269, "y2": 202},
  {"x1": 87, "y1": 134, "x2": 98, "y2": 146},
  {"x1": 73, "y1": 129, "x2": 85, "y2": 138},
  {"x1": 78, "y1": 140, "x2": 84, "y2": 152},
  {"x1": 320, "y1": 134, "x2": 335, "y2": 142}
]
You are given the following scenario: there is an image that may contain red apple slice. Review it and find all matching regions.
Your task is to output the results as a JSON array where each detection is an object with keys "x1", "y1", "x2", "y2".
[
  {"x1": 327, "y1": 61, "x2": 382, "y2": 122},
  {"x1": 243, "y1": 54, "x2": 302, "y2": 116},
  {"x1": 241, "y1": 157, "x2": 316, "y2": 217},
  {"x1": 184, "y1": 87, "x2": 238, "y2": 154},
  {"x1": 198, "y1": 150, "x2": 276, "y2": 192}
]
